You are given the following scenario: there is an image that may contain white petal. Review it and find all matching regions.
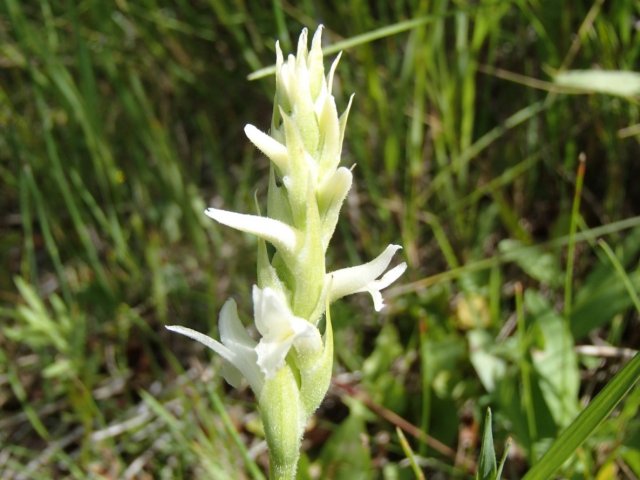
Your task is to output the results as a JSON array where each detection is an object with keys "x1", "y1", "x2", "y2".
[
  {"x1": 217, "y1": 301, "x2": 257, "y2": 390},
  {"x1": 252, "y1": 286, "x2": 320, "y2": 377},
  {"x1": 318, "y1": 167, "x2": 353, "y2": 251},
  {"x1": 371, "y1": 262, "x2": 408, "y2": 292},
  {"x1": 220, "y1": 362, "x2": 244, "y2": 389},
  {"x1": 218, "y1": 299, "x2": 255, "y2": 348},
  {"x1": 166, "y1": 315, "x2": 264, "y2": 395},
  {"x1": 364, "y1": 263, "x2": 407, "y2": 311},
  {"x1": 205, "y1": 208, "x2": 298, "y2": 254},
  {"x1": 253, "y1": 286, "x2": 285, "y2": 338},
  {"x1": 227, "y1": 348, "x2": 264, "y2": 397},
  {"x1": 296, "y1": 27, "x2": 309, "y2": 60},
  {"x1": 316, "y1": 94, "x2": 341, "y2": 176},
  {"x1": 327, "y1": 51, "x2": 342, "y2": 95},
  {"x1": 255, "y1": 336, "x2": 295, "y2": 379},
  {"x1": 370, "y1": 290, "x2": 385, "y2": 312},
  {"x1": 308, "y1": 25, "x2": 325, "y2": 98},
  {"x1": 338, "y1": 93, "x2": 354, "y2": 157},
  {"x1": 255, "y1": 317, "x2": 321, "y2": 378},
  {"x1": 244, "y1": 124, "x2": 288, "y2": 173},
  {"x1": 328, "y1": 245, "x2": 406, "y2": 310},
  {"x1": 166, "y1": 325, "x2": 235, "y2": 364}
]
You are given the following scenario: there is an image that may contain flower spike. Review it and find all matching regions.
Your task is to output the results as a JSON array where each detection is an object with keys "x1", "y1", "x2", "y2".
[{"x1": 167, "y1": 27, "x2": 407, "y2": 478}]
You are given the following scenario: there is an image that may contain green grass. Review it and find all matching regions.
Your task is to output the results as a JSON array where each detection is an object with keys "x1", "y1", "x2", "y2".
[{"x1": 1, "y1": 0, "x2": 640, "y2": 478}]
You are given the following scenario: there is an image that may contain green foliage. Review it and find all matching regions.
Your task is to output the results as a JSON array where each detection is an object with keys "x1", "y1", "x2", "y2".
[
  {"x1": 2, "y1": 0, "x2": 640, "y2": 478},
  {"x1": 476, "y1": 409, "x2": 509, "y2": 480}
]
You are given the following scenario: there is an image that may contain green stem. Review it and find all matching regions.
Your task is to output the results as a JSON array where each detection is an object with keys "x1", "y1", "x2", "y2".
[
  {"x1": 269, "y1": 457, "x2": 298, "y2": 480},
  {"x1": 260, "y1": 367, "x2": 303, "y2": 480}
]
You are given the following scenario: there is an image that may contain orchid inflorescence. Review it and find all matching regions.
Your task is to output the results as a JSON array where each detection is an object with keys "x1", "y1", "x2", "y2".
[{"x1": 167, "y1": 26, "x2": 406, "y2": 479}]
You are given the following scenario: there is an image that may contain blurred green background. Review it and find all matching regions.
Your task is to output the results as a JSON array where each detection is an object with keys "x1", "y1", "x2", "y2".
[{"x1": 1, "y1": 0, "x2": 639, "y2": 478}]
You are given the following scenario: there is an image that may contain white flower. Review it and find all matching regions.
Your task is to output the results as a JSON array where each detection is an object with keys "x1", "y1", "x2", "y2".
[
  {"x1": 328, "y1": 244, "x2": 407, "y2": 311},
  {"x1": 166, "y1": 299, "x2": 264, "y2": 396},
  {"x1": 253, "y1": 286, "x2": 322, "y2": 378}
]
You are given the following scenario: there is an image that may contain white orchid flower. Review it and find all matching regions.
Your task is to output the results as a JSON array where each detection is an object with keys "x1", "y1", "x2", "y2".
[
  {"x1": 253, "y1": 286, "x2": 322, "y2": 378},
  {"x1": 166, "y1": 299, "x2": 264, "y2": 396},
  {"x1": 328, "y1": 244, "x2": 407, "y2": 311}
]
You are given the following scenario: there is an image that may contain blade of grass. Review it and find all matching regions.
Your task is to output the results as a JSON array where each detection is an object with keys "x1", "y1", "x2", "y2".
[
  {"x1": 4, "y1": 359, "x2": 50, "y2": 440},
  {"x1": 597, "y1": 240, "x2": 640, "y2": 314},
  {"x1": 564, "y1": 154, "x2": 586, "y2": 319},
  {"x1": 396, "y1": 426, "x2": 425, "y2": 480},
  {"x1": 34, "y1": 92, "x2": 112, "y2": 292},
  {"x1": 22, "y1": 165, "x2": 71, "y2": 302},
  {"x1": 418, "y1": 316, "x2": 432, "y2": 458},
  {"x1": 207, "y1": 387, "x2": 266, "y2": 480},
  {"x1": 522, "y1": 351, "x2": 640, "y2": 480},
  {"x1": 476, "y1": 408, "x2": 496, "y2": 480},
  {"x1": 18, "y1": 164, "x2": 37, "y2": 282},
  {"x1": 516, "y1": 283, "x2": 537, "y2": 452},
  {"x1": 557, "y1": 153, "x2": 586, "y2": 424}
]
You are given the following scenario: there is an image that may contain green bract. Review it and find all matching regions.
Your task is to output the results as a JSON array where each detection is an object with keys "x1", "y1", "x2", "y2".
[{"x1": 167, "y1": 26, "x2": 406, "y2": 479}]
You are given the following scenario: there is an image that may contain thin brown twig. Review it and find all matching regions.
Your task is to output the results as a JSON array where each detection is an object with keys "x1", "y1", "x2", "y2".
[{"x1": 332, "y1": 379, "x2": 477, "y2": 473}]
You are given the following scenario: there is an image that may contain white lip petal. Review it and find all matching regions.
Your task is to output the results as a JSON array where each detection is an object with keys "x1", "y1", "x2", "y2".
[
  {"x1": 255, "y1": 318, "x2": 321, "y2": 378},
  {"x1": 327, "y1": 245, "x2": 406, "y2": 310},
  {"x1": 205, "y1": 208, "x2": 298, "y2": 254},
  {"x1": 255, "y1": 335, "x2": 295, "y2": 379}
]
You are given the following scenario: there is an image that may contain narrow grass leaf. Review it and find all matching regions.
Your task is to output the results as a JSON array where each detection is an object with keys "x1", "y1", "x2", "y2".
[
  {"x1": 522, "y1": 352, "x2": 640, "y2": 480},
  {"x1": 597, "y1": 240, "x2": 640, "y2": 314},
  {"x1": 207, "y1": 387, "x2": 266, "y2": 480},
  {"x1": 476, "y1": 408, "x2": 497, "y2": 480},
  {"x1": 397, "y1": 427, "x2": 425, "y2": 480}
]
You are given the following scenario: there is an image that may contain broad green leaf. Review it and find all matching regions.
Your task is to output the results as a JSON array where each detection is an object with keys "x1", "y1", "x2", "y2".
[
  {"x1": 362, "y1": 323, "x2": 408, "y2": 412},
  {"x1": 526, "y1": 291, "x2": 579, "y2": 428},
  {"x1": 498, "y1": 239, "x2": 562, "y2": 287},
  {"x1": 468, "y1": 330, "x2": 507, "y2": 393},
  {"x1": 319, "y1": 400, "x2": 373, "y2": 479}
]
